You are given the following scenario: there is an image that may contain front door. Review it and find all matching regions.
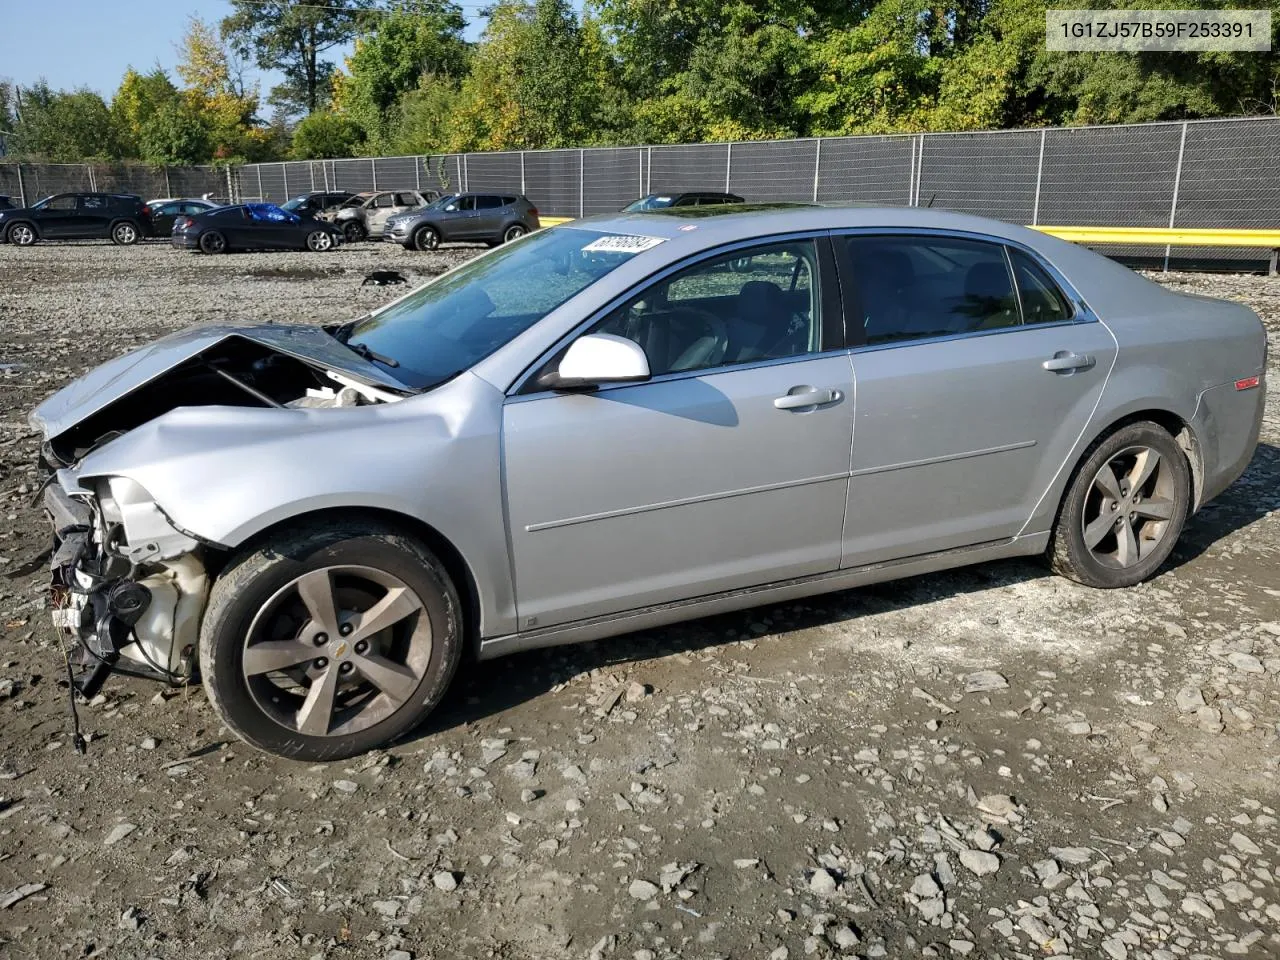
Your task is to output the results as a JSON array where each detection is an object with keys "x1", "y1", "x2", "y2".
[
  {"x1": 838, "y1": 233, "x2": 1117, "y2": 566},
  {"x1": 440, "y1": 195, "x2": 479, "y2": 239},
  {"x1": 32, "y1": 194, "x2": 79, "y2": 238},
  {"x1": 502, "y1": 237, "x2": 854, "y2": 629}
]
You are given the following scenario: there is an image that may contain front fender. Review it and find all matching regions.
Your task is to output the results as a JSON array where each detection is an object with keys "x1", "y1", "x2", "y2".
[{"x1": 77, "y1": 372, "x2": 517, "y2": 637}]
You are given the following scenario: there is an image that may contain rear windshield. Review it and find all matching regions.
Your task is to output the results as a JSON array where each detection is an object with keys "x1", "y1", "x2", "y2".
[
  {"x1": 622, "y1": 195, "x2": 676, "y2": 212},
  {"x1": 343, "y1": 227, "x2": 664, "y2": 390}
]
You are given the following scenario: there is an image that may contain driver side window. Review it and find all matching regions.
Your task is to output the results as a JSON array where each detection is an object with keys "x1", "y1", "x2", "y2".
[{"x1": 592, "y1": 240, "x2": 823, "y2": 377}]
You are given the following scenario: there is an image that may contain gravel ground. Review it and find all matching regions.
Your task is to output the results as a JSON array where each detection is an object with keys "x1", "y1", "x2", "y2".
[{"x1": 0, "y1": 240, "x2": 1278, "y2": 960}]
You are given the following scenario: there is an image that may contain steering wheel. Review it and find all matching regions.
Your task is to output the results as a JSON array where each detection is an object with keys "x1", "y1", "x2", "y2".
[{"x1": 666, "y1": 306, "x2": 729, "y2": 371}]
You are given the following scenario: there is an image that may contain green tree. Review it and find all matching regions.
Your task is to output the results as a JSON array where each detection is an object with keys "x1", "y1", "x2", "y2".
[
  {"x1": 11, "y1": 83, "x2": 121, "y2": 161},
  {"x1": 177, "y1": 18, "x2": 275, "y2": 162},
  {"x1": 138, "y1": 99, "x2": 212, "y2": 164},
  {"x1": 290, "y1": 109, "x2": 365, "y2": 157},
  {"x1": 222, "y1": 0, "x2": 374, "y2": 117},
  {"x1": 387, "y1": 74, "x2": 462, "y2": 154},
  {"x1": 112, "y1": 67, "x2": 182, "y2": 158},
  {"x1": 338, "y1": 0, "x2": 468, "y2": 151}
]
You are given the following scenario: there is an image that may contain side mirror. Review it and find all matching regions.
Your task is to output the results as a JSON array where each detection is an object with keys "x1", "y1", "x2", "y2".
[{"x1": 539, "y1": 334, "x2": 651, "y2": 391}]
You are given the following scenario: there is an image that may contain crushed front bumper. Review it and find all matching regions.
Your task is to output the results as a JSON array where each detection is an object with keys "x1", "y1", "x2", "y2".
[{"x1": 43, "y1": 473, "x2": 209, "y2": 697}]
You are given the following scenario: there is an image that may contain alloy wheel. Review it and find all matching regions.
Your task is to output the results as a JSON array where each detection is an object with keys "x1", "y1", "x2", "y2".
[
  {"x1": 241, "y1": 565, "x2": 432, "y2": 738},
  {"x1": 113, "y1": 222, "x2": 138, "y2": 245},
  {"x1": 9, "y1": 224, "x2": 35, "y2": 246},
  {"x1": 504, "y1": 224, "x2": 527, "y2": 243},
  {"x1": 200, "y1": 231, "x2": 226, "y2": 254},
  {"x1": 307, "y1": 230, "x2": 334, "y2": 252},
  {"x1": 414, "y1": 226, "x2": 439, "y2": 251},
  {"x1": 1080, "y1": 445, "x2": 1176, "y2": 569}
]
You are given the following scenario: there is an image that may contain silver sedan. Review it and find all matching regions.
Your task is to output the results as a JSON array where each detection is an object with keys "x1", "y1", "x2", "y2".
[{"x1": 31, "y1": 206, "x2": 1267, "y2": 759}]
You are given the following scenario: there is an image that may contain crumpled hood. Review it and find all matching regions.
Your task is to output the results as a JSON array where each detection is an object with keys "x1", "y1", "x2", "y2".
[{"x1": 29, "y1": 323, "x2": 413, "y2": 442}]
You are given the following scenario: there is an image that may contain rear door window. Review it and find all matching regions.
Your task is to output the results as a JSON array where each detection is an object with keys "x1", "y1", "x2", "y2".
[
  {"x1": 845, "y1": 235, "x2": 1020, "y2": 345},
  {"x1": 476, "y1": 196, "x2": 503, "y2": 210},
  {"x1": 1010, "y1": 248, "x2": 1073, "y2": 325}
]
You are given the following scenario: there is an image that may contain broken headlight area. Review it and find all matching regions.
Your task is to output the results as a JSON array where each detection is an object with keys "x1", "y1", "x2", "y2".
[{"x1": 44, "y1": 472, "x2": 211, "y2": 699}]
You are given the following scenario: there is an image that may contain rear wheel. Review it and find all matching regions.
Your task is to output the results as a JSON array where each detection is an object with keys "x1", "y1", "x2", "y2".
[
  {"x1": 502, "y1": 223, "x2": 527, "y2": 243},
  {"x1": 342, "y1": 220, "x2": 366, "y2": 243},
  {"x1": 199, "y1": 230, "x2": 227, "y2": 255},
  {"x1": 200, "y1": 521, "x2": 462, "y2": 760},
  {"x1": 110, "y1": 220, "x2": 140, "y2": 245},
  {"x1": 412, "y1": 225, "x2": 440, "y2": 251},
  {"x1": 7, "y1": 222, "x2": 36, "y2": 246},
  {"x1": 1047, "y1": 421, "x2": 1190, "y2": 588},
  {"x1": 306, "y1": 229, "x2": 335, "y2": 252}
]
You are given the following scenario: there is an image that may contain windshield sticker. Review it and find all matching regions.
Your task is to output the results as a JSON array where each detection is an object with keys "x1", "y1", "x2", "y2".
[{"x1": 582, "y1": 235, "x2": 666, "y2": 254}]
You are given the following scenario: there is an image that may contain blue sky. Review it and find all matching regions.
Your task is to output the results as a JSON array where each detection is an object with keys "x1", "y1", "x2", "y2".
[{"x1": 4, "y1": 0, "x2": 491, "y2": 102}]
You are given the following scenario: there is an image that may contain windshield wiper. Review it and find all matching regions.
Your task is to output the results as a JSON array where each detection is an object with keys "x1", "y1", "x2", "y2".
[{"x1": 345, "y1": 341, "x2": 400, "y2": 368}]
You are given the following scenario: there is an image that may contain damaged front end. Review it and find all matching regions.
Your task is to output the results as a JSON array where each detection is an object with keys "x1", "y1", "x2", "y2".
[{"x1": 45, "y1": 468, "x2": 210, "y2": 698}]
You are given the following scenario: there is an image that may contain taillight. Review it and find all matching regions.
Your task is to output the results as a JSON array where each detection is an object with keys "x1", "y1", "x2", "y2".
[
  {"x1": 176, "y1": 217, "x2": 193, "y2": 230},
  {"x1": 528, "y1": 206, "x2": 539, "y2": 218}
]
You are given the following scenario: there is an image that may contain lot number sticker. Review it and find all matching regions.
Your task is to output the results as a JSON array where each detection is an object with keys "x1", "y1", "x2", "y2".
[{"x1": 582, "y1": 235, "x2": 666, "y2": 254}]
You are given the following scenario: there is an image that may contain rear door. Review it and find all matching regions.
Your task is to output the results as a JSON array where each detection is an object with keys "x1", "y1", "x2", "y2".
[
  {"x1": 838, "y1": 232, "x2": 1116, "y2": 566},
  {"x1": 151, "y1": 202, "x2": 183, "y2": 235}
]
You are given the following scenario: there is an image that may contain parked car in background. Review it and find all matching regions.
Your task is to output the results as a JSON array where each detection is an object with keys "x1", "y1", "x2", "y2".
[
  {"x1": 0, "y1": 195, "x2": 13, "y2": 210},
  {"x1": 172, "y1": 203, "x2": 343, "y2": 254},
  {"x1": 281, "y1": 191, "x2": 358, "y2": 219},
  {"x1": 327, "y1": 189, "x2": 441, "y2": 242},
  {"x1": 30, "y1": 205, "x2": 1265, "y2": 759},
  {"x1": 147, "y1": 198, "x2": 221, "y2": 235},
  {"x1": 386, "y1": 193, "x2": 540, "y2": 250},
  {"x1": 622, "y1": 192, "x2": 744, "y2": 211},
  {"x1": 0, "y1": 193, "x2": 152, "y2": 245}
]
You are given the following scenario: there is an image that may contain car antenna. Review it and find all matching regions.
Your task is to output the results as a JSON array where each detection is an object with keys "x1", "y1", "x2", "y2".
[{"x1": 926, "y1": 193, "x2": 937, "y2": 208}]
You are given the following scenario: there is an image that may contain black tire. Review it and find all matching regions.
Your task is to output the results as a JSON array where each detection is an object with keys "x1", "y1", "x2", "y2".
[
  {"x1": 199, "y1": 230, "x2": 228, "y2": 255},
  {"x1": 1047, "y1": 421, "x2": 1190, "y2": 588},
  {"x1": 502, "y1": 223, "x2": 527, "y2": 243},
  {"x1": 110, "y1": 219, "x2": 141, "y2": 245},
  {"x1": 412, "y1": 225, "x2": 440, "y2": 251},
  {"x1": 200, "y1": 520, "x2": 463, "y2": 761},
  {"x1": 342, "y1": 220, "x2": 366, "y2": 243},
  {"x1": 6, "y1": 222, "x2": 37, "y2": 246}
]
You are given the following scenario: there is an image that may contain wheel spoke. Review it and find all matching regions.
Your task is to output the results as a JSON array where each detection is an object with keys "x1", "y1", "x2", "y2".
[
  {"x1": 296, "y1": 665, "x2": 340, "y2": 735},
  {"x1": 1116, "y1": 519, "x2": 1140, "y2": 566},
  {"x1": 1128, "y1": 448, "x2": 1161, "y2": 493},
  {"x1": 353, "y1": 652, "x2": 419, "y2": 704},
  {"x1": 1132, "y1": 497, "x2": 1174, "y2": 521},
  {"x1": 296, "y1": 569, "x2": 340, "y2": 638},
  {"x1": 1093, "y1": 464, "x2": 1123, "y2": 502},
  {"x1": 243, "y1": 640, "x2": 317, "y2": 676},
  {"x1": 1083, "y1": 511, "x2": 1115, "y2": 549},
  {"x1": 348, "y1": 586, "x2": 423, "y2": 644}
]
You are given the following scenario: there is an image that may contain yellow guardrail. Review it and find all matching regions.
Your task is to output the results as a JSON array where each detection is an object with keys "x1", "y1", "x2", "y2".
[
  {"x1": 1032, "y1": 225, "x2": 1280, "y2": 248},
  {"x1": 539, "y1": 215, "x2": 574, "y2": 227}
]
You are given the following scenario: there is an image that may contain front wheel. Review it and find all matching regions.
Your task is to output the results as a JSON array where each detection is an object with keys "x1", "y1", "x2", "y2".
[
  {"x1": 111, "y1": 220, "x2": 140, "y2": 245},
  {"x1": 306, "y1": 229, "x2": 335, "y2": 252},
  {"x1": 200, "y1": 522, "x2": 463, "y2": 760},
  {"x1": 502, "y1": 223, "x2": 527, "y2": 243},
  {"x1": 1047, "y1": 421, "x2": 1190, "y2": 588},
  {"x1": 412, "y1": 225, "x2": 440, "y2": 251},
  {"x1": 7, "y1": 223, "x2": 37, "y2": 246},
  {"x1": 342, "y1": 221, "x2": 366, "y2": 243}
]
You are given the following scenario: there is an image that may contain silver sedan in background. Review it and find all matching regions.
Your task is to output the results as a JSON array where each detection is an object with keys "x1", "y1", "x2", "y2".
[{"x1": 31, "y1": 206, "x2": 1266, "y2": 759}]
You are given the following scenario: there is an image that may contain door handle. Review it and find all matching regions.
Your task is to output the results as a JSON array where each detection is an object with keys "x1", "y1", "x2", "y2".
[
  {"x1": 1042, "y1": 352, "x2": 1095, "y2": 373},
  {"x1": 774, "y1": 386, "x2": 842, "y2": 410}
]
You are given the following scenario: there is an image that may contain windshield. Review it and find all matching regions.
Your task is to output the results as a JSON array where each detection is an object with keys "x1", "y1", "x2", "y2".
[
  {"x1": 622, "y1": 195, "x2": 676, "y2": 212},
  {"x1": 281, "y1": 196, "x2": 312, "y2": 212},
  {"x1": 343, "y1": 227, "x2": 662, "y2": 390}
]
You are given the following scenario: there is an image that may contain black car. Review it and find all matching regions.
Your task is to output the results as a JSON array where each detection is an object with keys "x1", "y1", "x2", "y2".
[
  {"x1": 384, "y1": 193, "x2": 540, "y2": 250},
  {"x1": 172, "y1": 203, "x2": 343, "y2": 254},
  {"x1": 147, "y1": 198, "x2": 221, "y2": 235},
  {"x1": 622, "y1": 192, "x2": 744, "y2": 212},
  {"x1": 280, "y1": 191, "x2": 358, "y2": 219},
  {"x1": 0, "y1": 192, "x2": 153, "y2": 245}
]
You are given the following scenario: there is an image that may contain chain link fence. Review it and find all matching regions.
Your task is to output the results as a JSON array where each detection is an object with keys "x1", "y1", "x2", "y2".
[
  {"x1": 0, "y1": 162, "x2": 229, "y2": 206},
  {"x1": 3, "y1": 117, "x2": 1276, "y2": 266}
]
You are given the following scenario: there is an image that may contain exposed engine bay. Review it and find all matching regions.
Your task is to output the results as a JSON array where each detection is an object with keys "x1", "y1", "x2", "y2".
[{"x1": 35, "y1": 328, "x2": 410, "y2": 715}]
